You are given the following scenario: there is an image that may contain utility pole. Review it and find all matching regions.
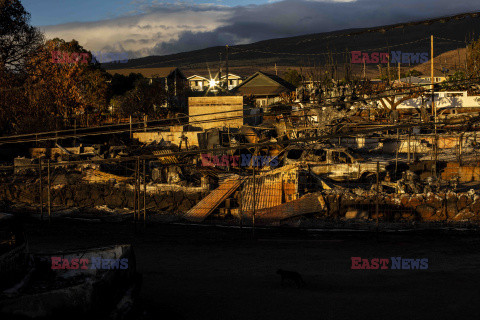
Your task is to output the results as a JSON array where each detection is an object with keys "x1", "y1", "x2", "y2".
[
  {"x1": 431, "y1": 35, "x2": 435, "y2": 115},
  {"x1": 74, "y1": 118, "x2": 77, "y2": 147},
  {"x1": 459, "y1": 133, "x2": 463, "y2": 165},
  {"x1": 129, "y1": 116, "x2": 132, "y2": 139},
  {"x1": 408, "y1": 130, "x2": 411, "y2": 163},
  {"x1": 395, "y1": 128, "x2": 399, "y2": 179},
  {"x1": 137, "y1": 157, "x2": 141, "y2": 220},
  {"x1": 387, "y1": 47, "x2": 391, "y2": 84},
  {"x1": 431, "y1": 35, "x2": 438, "y2": 177},
  {"x1": 174, "y1": 69, "x2": 177, "y2": 96},
  {"x1": 375, "y1": 161, "x2": 379, "y2": 241},
  {"x1": 218, "y1": 52, "x2": 222, "y2": 89},
  {"x1": 39, "y1": 160, "x2": 43, "y2": 220},
  {"x1": 225, "y1": 45, "x2": 229, "y2": 91},
  {"x1": 134, "y1": 159, "x2": 138, "y2": 221},
  {"x1": 363, "y1": 58, "x2": 366, "y2": 79},
  {"x1": 143, "y1": 159, "x2": 146, "y2": 225},
  {"x1": 252, "y1": 164, "x2": 256, "y2": 239},
  {"x1": 47, "y1": 160, "x2": 51, "y2": 221},
  {"x1": 398, "y1": 62, "x2": 401, "y2": 81}
]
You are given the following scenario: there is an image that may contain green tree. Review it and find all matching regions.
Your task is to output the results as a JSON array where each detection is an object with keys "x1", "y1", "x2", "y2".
[
  {"x1": 1, "y1": 38, "x2": 110, "y2": 134},
  {"x1": 25, "y1": 38, "x2": 109, "y2": 120},
  {"x1": 442, "y1": 71, "x2": 468, "y2": 91},
  {"x1": 0, "y1": 0, "x2": 43, "y2": 72},
  {"x1": 109, "y1": 72, "x2": 144, "y2": 96},
  {"x1": 467, "y1": 37, "x2": 480, "y2": 79},
  {"x1": 406, "y1": 70, "x2": 422, "y2": 77},
  {"x1": 283, "y1": 69, "x2": 302, "y2": 87},
  {"x1": 116, "y1": 78, "x2": 167, "y2": 117}
]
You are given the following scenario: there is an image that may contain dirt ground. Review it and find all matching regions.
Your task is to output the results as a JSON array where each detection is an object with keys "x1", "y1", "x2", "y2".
[{"x1": 24, "y1": 220, "x2": 480, "y2": 320}]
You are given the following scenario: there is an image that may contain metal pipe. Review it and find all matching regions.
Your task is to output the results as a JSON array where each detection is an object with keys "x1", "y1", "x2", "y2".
[
  {"x1": 137, "y1": 157, "x2": 141, "y2": 221},
  {"x1": 143, "y1": 159, "x2": 147, "y2": 224},
  {"x1": 252, "y1": 164, "x2": 256, "y2": 238},
  {"x1": 133, "y1": 160, "x2": 137, "y2": 220},
  {"x1": 47, "y1": 160, "x2": 51, "y2": 220},
  {"x1": 39, "y1": 160, "x2": 43, "y2": 220}
]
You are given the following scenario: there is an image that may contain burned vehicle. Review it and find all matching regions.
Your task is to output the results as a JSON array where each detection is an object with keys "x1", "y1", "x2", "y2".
[
  {"x1": 284, "y1": 146, "x2": 388, "y2": 181},
  {"x1": 0, "y1": 244, "x2": 141, "y2": 319}
]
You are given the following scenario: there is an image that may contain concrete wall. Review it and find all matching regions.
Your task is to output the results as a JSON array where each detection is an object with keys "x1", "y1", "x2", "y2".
[
  {"x1": 29, "y1": 147, "x2": 95, "y2": 160},
  {"x1": 133, "y1": 130, "x2": 202, "y2": 148},
  {"x1": 391, "y1": 94, "x2": 480, "y2": 110},
  {"x1": 189, "y1": 96, "x2": 244, "y2": 130}
]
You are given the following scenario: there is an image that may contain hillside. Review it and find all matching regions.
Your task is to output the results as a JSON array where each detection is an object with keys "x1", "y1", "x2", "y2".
[
  {"x1": 411, "y1": 48, "x2": 467, "y2": 77},
  {"x1": 104, "y1": 13, "x2": 480, "y2": 79}
]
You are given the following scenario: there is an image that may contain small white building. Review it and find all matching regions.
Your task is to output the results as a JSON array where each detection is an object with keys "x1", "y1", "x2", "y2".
[
  {"x1": 187, "y1": 75, "x2": 210, "y2": 91},
  {"x1": 221, "y1": 74, "x2": 243, "y2": 90},
  {"x1": 383, "y1": 91, "x2": 480, "y2": 112},
  {"x1": 187, "y1": 73, "x2": 243, "y2": 91}
]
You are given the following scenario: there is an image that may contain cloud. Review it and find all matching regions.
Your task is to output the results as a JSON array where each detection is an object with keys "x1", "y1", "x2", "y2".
[
  {"x1": 41, "y1": 3, "x2": 232, "y2": 58},
  {"x1": 41, "y1": 0, "x2": 480, "y2": 58}
]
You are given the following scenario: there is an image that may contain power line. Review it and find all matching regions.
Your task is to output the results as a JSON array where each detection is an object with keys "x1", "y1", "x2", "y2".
[
  {"x1": 1, "y1": 115, "x2": 478, "y2": 171},
  {"x1": 5, "y1": 71, "x2": 479, "y2": 141},
  {"x1": 230, "y1": 37, "x2": 432, "y2": 57},
  {"x1": 1, "y1": 76, "x2": 480, "y2": 145}
]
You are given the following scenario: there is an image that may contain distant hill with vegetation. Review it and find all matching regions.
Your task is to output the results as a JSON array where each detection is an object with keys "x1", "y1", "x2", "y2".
[{"x1": 104, "y1": 13, "x2": 480, "y2": 79}]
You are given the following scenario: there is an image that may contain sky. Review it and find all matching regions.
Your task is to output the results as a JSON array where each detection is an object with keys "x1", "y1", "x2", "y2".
[{"x1": 22, "y1": 0, "x2": 480, "y2": 59}]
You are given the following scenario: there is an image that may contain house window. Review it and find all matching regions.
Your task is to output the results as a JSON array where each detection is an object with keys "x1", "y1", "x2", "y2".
[{"x1": 256, "y1": 99, "x2": 267, "y2": 107}]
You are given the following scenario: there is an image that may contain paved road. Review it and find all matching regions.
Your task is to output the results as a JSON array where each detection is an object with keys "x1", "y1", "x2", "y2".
[{"x1": 26, "y1": 221, "x2": 480, "y2": 320}]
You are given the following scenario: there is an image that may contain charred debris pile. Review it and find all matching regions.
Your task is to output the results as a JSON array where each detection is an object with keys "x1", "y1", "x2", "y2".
[{"x1": 2, "y1": 85, "x2": 480, "y2": 228}]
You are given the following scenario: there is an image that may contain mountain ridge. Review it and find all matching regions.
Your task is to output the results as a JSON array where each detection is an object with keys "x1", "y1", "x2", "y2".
[{"x1": 103, "y1": 12, "x2": 480, "y2": 77}]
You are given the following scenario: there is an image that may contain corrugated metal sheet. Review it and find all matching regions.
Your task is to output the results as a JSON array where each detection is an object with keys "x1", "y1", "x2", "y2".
[
  {"x1": 256, "y1": 193, "x2": 326, "y2": 221},
  {"x1": 83, "y1": 169, "x2": 132, "y2": 183},
  {"x1": 153, "y1": 150, "x2": 178, "y2": 164},
  {"x1": 195, "y1": 167, "x2": 223, "y2": 177},
  {"x1": 283, "y1": 169, "x2": 299, "y2": 202},
  {"x1": 241, "y1": 165, "x2": 304, "y2": 214},
  {"x1": 241, "y1": 173, "x2": 283, "y2": 213},
  {"x1": 184, "y1": 177, "x2": 243, "y2": 222}
]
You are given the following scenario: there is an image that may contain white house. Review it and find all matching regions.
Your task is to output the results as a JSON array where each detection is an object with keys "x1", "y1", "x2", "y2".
[
  {"x1": 187, "y1": 73, "x2": 243, "y2": 91},
  {"x1": 383, "y1": 91, "x2": 480, "y2": 112},
  {"x1": 220, "y1": 74, "x2": 243, "y2": 90},
  {"x1": 187, "y1": 75, "x2": 210, "y2": 91}
]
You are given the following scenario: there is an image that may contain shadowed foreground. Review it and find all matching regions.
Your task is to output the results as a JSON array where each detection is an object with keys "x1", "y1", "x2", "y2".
[{"x1": 25, "y1": 221, "x2": 480, "y2": 320}]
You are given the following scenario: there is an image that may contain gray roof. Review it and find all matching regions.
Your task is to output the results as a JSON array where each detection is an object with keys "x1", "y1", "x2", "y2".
[{"x1": 396, "y1": 76, "x2": 431, "y2": 84}]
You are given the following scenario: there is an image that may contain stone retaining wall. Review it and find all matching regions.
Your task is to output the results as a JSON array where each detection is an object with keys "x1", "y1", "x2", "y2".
[
  {"x1": 0, "y1": 182, "x2": 206, "y2": 213},
  {"x1": 324, "y1": 190, "x2": 480, "y2": 222},
  {"x1": 1, "y1": 181, "x2": 479, "y2": 223}
]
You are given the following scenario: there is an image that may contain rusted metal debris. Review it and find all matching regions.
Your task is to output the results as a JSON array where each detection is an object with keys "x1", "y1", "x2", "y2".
[
  {"x1": 285, "y1": 146, "x2": 388, "y2": 181},
  {"x1": 152, "y1": 150, "x2": 179, "y2": 164},
  {"x1": 184, "y1": 177, "x2": 244, "y2": 222},
  {"x1": 255, "y1": 192, "x2": 326, "y2": 221},
  {"x1": 241, "y1": 173, "x2": 283, "y2": 213},
  {"x1": 241, "y1": 165, "x2": 313, "y2": 213}
]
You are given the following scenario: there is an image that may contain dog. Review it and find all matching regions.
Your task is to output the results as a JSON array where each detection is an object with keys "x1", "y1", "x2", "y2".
[{"x1": 276, "y1": 269, "x2": 306, "y2": 288}]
